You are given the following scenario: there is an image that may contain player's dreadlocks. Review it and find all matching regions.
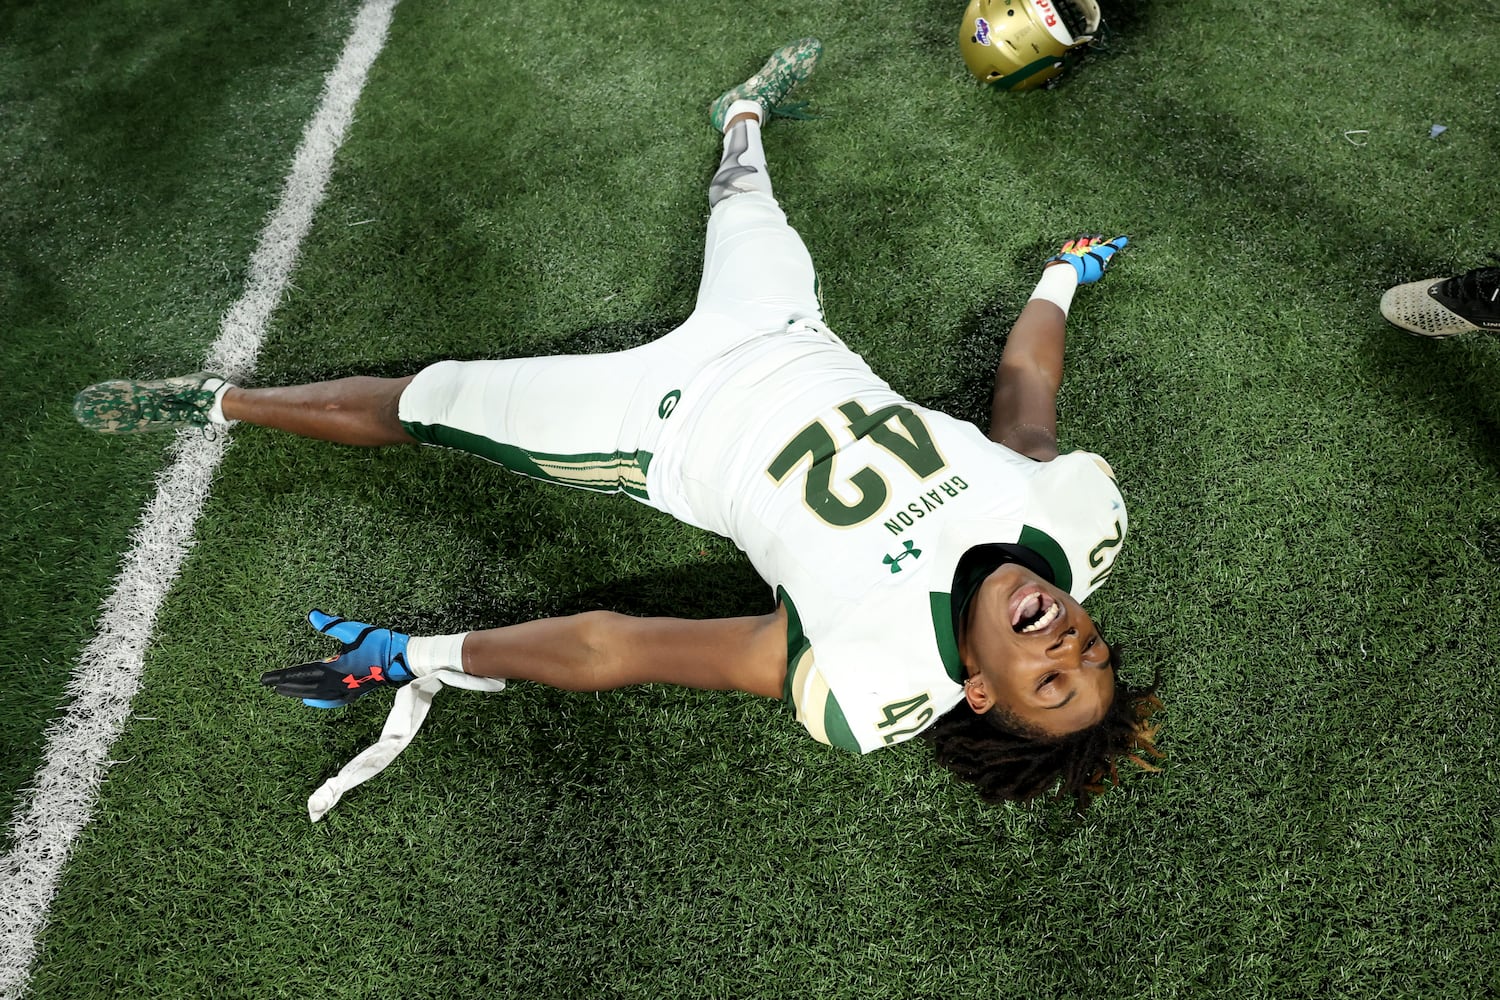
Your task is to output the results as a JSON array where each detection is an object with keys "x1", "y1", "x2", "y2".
[{"x1": 921, "y1": 647, "x2": 1162, "y2": 812}]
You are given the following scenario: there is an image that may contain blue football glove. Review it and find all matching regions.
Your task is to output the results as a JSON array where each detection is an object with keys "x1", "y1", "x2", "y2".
[
  {"x1": 259, "y1": 610, "x2": 414, "y2": 709},
  {"x1": 1045, "y1": 234, "x2": 1128, "y2": 284}
]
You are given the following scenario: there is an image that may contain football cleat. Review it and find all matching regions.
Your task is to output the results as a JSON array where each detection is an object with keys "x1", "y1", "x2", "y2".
[
  {"x1": 1380, "y1": 266, "x2": 1500, "y2": 337},
  {"x1": 73, "y1": 371, "x2": 228, "y2": 434},
  {"x1": 709, "y1": 38, "x2": 822, "y2": 132},
  {"x1": 260, "y1": 610, "x2": 415, "y2": 708}
]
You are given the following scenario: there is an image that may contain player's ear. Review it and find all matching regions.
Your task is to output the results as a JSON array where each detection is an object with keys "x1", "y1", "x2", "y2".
[{"x1": 963, "y1": 675, "x2": 993, "y2": 714}]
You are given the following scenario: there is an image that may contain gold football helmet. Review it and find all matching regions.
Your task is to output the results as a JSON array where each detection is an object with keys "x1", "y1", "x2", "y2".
[{"x1": 959, "y1": 0, "x2": 1102, "y2": 91}]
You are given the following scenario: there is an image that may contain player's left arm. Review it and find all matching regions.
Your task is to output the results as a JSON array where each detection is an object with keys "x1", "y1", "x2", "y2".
[{"x1": 989, "y1": 235, "x2": 1127, "y2": 459}]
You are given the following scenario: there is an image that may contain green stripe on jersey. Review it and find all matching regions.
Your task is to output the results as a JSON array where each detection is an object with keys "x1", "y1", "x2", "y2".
[
  {"x1": 777, "y1": 587, "x2": 859, "y2": 752},
  {"x1": 820, "y1": 694, "x2": 859, "y2": 753},
  {"x1": 778, "y1": 586, "x2": 810, "y2": 703},
  {"x1": 402, "y1": 419, "x2": 652, "y2": 499}
]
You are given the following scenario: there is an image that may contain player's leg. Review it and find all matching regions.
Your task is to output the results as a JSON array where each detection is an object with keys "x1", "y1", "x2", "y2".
[
  {"x1": 74, "y1": 356, "x2": 681, "y2": 501},
  {"x1": 695, "y1": 40, "x2": 824, "y2": 330},
  {"x1": 221, "y1": 377, "x2": 415, "y2": 445},
  {"x1": 74, "y1": 370, "x2": 419, "y2": 445},
  {"x1": 72, "y1": 359, "x2": 651, "y2": 483},
  {"x1": 388, "y1": 43, "x2": 831, "y2": 502},
  {"x1": 395, "y1": 353, "x2": 681, "y2": 501},
  {"x1": 708, "y1": 105, "x2": 776, "y2": 206}
]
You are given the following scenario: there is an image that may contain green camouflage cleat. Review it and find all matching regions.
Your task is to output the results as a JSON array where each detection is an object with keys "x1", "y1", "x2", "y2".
[
  {"x1": 73, "y1": 372, "x2": 228, "y2": 434},
  {"x1": 709, "y1": 37, "x2": 822, "y2": 132}
]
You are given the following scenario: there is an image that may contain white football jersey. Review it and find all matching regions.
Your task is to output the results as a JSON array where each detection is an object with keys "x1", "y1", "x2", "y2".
[{"x1": 651, "y1": 320, "x2": 1127, "y2": 753}]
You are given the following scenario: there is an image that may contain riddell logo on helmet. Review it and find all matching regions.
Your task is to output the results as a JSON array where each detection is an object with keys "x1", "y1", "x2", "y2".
[{"x1": 1029, "y1": 0, "x2": 1060, "y2": 27}]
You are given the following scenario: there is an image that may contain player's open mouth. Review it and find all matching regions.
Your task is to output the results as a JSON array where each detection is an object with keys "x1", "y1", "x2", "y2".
[{"x1": 1011, "y1": 588, "x2": 1062, "y2": 634}]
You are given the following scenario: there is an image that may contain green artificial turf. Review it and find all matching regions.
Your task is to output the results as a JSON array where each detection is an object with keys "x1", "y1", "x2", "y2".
[{"x1": 4, "y1": 0, "x2": 1499, "y2": 996}]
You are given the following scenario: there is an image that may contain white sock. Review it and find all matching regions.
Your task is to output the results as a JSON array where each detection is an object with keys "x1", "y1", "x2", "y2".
[
  {"x1": 722, "y1": 97, "x2": 765, "y2": 128},
  {"x1": 407, "y1": 632, "x2": 469, "y2": 677},
  {"x1": 1029, "y1": 265, "x2": 1080, "y2": 316},
  {"x1": 206, "y1": 378, "x2": 234, "y2": 424}
]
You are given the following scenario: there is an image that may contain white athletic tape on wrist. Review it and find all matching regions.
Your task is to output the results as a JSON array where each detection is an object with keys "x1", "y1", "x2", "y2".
[
  {"x1": 407, "y1": 632, "x2": 467, "y2": 675},
  {"x1": 305, "y1": 668, "x2": 505, "y2": 822},
  {"x1": 1029, "y1": 264, "x2": 1080, "y2": 316}
]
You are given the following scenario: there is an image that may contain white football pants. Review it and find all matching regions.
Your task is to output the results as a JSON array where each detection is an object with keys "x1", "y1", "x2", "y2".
[{"x1": 397, "y1": 181, "x2": 823, "y2": 512}]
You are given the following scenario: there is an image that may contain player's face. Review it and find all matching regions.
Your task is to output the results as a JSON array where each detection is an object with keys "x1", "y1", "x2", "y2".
[{"x1": 959, "y1": 563, "x2": 1115, "y2": 738}]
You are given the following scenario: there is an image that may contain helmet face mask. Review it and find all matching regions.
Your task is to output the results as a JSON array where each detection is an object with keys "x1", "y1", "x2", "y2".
[{"x1": 959, "y1": 0, "x2": 1103, "y2": 92}]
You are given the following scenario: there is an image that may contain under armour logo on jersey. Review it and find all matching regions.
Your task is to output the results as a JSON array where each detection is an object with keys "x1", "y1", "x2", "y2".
[{"x1": 883, "y1": 540, "x2": 922, "y2": 573}]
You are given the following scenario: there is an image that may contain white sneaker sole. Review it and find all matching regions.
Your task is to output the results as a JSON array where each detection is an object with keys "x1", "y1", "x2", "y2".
[{"x1": 1379, "y1": 279, "x2": 1483, "y2": 338}]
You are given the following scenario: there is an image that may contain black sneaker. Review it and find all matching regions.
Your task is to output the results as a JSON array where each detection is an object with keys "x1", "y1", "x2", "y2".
[{"x1": 1380, "y1": 266, "x2": 1500, "y2": 337}]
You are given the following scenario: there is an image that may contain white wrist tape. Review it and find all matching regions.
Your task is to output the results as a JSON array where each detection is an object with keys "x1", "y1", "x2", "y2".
[
  {"x1": 407, "y1": 632, "x2": 468, "y2": 677},
  {"x1": 1029, "y1": 264, "x2": 1080, "y2": 316},
  {"x1": 304, "y1": 630, "x2": 502, "y2": 823},
  {"x1": 305, "y1": 669, "x2": 506, "y2": 822}
]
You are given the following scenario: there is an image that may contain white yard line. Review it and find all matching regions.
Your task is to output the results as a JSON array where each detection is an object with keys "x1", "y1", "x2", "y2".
[{"x1": 0, "y1": 1, "x2": 398, "y2": 994}]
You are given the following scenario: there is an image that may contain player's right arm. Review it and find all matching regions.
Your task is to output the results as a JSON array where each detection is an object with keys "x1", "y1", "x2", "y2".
[
  {"x1": 261, "y1": 608, "x2": 791, "y2": 703},
  {"x1": 460, "y1": 606, "x2": 790, "y2": 698},
  {"x1": 988, "y1": 235, "x2": 1126, "y2": 460}
]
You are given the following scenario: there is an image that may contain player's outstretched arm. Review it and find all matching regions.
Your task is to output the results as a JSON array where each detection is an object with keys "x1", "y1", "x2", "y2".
[
  {"x1": 261, "y1": 608, "x2": 792, "y2": 703},
  {"x1": 989, "y1": 235, "x2": 1127, "y2": 459},
  {"x1": 460, "y1": 608, "x2": 790, "y2": 697}
]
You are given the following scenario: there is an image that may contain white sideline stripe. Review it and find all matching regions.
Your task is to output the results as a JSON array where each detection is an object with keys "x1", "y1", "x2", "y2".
[{"x1": 0, "y1": 1, "x2": 398, "y2": 995}]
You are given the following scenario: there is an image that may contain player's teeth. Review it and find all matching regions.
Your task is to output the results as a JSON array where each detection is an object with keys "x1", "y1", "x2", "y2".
[
  {"x1": 1022, "y1": 602, "x2": 1061, "y2": 633},
  {"x1": 1015, "y1": 593, "x2": 1041, "y2": 626}
]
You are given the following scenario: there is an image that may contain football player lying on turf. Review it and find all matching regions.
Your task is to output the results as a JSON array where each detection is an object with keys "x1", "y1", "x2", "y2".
[{"x1": 74, "y1": 38, "x2": 1160, "y2": 819}]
